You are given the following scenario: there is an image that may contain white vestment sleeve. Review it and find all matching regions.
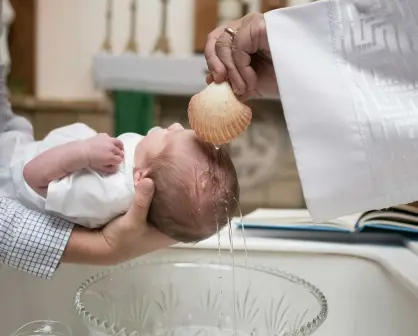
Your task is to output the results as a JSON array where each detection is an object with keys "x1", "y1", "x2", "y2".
[{"x1": 265, "y1": 0, "x2": 418, "y2": 221}]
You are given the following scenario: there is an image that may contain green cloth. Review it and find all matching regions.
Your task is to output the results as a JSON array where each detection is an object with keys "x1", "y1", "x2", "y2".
[{"x1": 113, "y1": 91, "x2": 154, "y2": 136}]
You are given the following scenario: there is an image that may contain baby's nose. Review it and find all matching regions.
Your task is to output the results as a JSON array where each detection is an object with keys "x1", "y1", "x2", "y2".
[
  {"x1": 147, "y1": 126, "x2": 162, "y2": 134},
  {"x1": 168, "y1": 123, "x2": 184, "y2": 131}
]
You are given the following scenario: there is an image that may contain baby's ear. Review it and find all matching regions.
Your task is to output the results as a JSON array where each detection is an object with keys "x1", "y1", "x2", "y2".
[{"x1": 133, "y1": 168, "x2": 150, "y2": 187}]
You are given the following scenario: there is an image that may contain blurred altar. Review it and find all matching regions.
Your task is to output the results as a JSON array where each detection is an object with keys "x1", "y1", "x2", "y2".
[{"x1": 6, "y1": 0, "x2": 316, "y2": 213}]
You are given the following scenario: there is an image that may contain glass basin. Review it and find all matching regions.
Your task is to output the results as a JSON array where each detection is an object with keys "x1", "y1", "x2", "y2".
[{"x1": 74, "y1": 258, "x2": 328, "y2": 336}]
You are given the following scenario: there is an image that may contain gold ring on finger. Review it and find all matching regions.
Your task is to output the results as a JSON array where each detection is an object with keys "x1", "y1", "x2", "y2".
[{"x1": 224, "y1": 27, "x2": 237, "y2": 38}]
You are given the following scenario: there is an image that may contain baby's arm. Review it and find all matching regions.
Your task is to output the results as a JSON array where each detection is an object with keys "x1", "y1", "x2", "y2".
[{"x1": 23, "y1": 133, "x2": 124, "y2": 197}]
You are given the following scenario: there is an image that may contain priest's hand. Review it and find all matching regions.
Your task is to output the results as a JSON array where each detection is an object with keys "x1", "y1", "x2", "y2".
[{"x1": 205, "y1": 12, "x2": 278, "y2": 101}]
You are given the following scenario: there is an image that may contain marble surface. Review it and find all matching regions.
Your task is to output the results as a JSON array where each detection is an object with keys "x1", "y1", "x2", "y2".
[{"x1": 174, "y1": 216, "x2": 418, "y2": 297}]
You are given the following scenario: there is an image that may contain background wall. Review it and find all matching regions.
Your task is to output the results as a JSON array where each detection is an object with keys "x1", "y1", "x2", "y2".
[
  {"x1": 35, "y1": 0, "x2": 265, "y2": 101},
  {"x1": 36, "y1": 0, "x2": 193, "y2": 100}
]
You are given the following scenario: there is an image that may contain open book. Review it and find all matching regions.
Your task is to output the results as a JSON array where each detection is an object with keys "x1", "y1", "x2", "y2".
[{"x1": 232, "y1": 205, "x2": 418, "y2": 236}]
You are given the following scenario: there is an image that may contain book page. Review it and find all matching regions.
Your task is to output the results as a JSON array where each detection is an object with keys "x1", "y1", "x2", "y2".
[
  {"x1": 357, "y1": 206, "x2": 418, "y2": 231},
  {"x1": 233, "y1": 208, "x2": 361, "y2": 231}
]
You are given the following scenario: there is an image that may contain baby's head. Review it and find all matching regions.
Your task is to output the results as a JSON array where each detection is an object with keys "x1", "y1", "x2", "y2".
[{"x1": 134, "y1": 123, "x2": 239, "y2": 243}]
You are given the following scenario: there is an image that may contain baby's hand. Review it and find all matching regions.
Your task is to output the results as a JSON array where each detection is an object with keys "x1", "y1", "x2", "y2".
[{"x1": 84, "y1": 133, "x2": 124, "y2": 174}]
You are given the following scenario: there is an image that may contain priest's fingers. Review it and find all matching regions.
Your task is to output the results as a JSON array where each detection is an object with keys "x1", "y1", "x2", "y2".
[
  {"x1": 205, "y1": 25, "x2": 228, "y2": 84},
  {"x1": 232, "y1": 26, "x2": 257, "y2": 93},
  {"x1": 232, "y1": 13, "x2": 269, "y2": 94},
  {"x1": 215, "y1": 30, "x2": 247, "y2": 95}
]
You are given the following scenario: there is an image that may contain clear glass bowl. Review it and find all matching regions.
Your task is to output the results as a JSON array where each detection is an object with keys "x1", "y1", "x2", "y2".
[{"x1": 74, "y1": 258, "x2": 328, "y2": 336}]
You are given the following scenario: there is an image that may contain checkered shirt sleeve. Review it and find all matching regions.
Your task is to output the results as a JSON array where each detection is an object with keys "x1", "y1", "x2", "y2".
[{"x1": 0, "y1": 197, "x2": 74, "y2": 279}]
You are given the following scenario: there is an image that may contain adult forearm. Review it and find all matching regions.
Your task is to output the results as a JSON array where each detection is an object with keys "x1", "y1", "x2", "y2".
[
  {"x1": 62, "y1": 215, "x2": 175, "y2": 265},
  {"x1": 1, "y1": 198, "x2": 117, "y2": 276},
  {"x1": 0, "y1": 200, "x2": 174, "y2": 276},
  {"x1": 0, "y1": 197, "x2": 73, "y2": 279},
  {"x1": 61, "y1": 226, "x2": 112, "y2": 265}
]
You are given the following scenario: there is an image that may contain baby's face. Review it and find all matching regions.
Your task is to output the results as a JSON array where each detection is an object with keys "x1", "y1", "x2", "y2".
[{"x1": 134, "y1": 123, "x2": 204, "y2": 170}]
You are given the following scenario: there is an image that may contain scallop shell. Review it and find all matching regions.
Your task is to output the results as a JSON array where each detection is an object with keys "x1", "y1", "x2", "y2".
[{"x1": 188, "y1": 81, "x2": 252, "y2": 145}]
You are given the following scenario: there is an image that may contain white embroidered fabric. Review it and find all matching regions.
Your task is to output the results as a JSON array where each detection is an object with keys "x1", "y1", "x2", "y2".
[{"x1": 265, "y1": 0, "x2": 418, "y2": 220}]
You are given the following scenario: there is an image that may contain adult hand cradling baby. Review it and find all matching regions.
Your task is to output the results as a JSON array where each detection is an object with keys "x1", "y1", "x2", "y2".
[
  {"x1": 61, "y1": 177, "x2": 175, "y2": 265},
  {"x1": 100, "y1": 178, "x2": 176, "y2": 263}
]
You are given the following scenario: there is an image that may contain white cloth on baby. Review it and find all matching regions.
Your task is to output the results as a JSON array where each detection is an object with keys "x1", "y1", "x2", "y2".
[{"x1": 10, "y1": 123, "x2": 144, "y2": 228}]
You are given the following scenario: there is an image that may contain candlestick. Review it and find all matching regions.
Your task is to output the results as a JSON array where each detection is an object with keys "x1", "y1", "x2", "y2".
[
  {"x1": 153, "y1": 0, "x2": 171, "y2": 54},
  {"x1": 101, "y1": 0, "x2": 113, "y2": 52},
  {"x1": 125, "y1": 0, "x2": 139, "y2": 53}
]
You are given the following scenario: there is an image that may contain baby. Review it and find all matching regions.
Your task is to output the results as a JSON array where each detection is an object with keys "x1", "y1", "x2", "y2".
[{"x1": 10, "y1": 122, "x2": 239, "y2": 243}]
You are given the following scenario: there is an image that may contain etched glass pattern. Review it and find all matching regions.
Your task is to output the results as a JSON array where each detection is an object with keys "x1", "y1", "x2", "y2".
[{"x1": 74, "y1": 258, "x2": 328, "y2": 336}]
